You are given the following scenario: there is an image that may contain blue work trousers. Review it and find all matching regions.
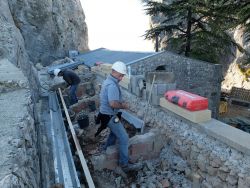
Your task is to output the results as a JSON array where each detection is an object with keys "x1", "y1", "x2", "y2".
[
  {"x1": 104, "y1": 117, "x2": 129, "y2": 166},
  {"x1": 69, "y1": 84, "x2": 78, "y2": 105}
]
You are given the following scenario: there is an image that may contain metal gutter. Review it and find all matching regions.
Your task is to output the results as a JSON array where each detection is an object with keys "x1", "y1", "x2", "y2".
[
  {"x1": 49, "y1": 92, "x2": 81, "y2": 187},
  {"x1": 58, "y1": 88, "x2": 95, "y2": 188}
]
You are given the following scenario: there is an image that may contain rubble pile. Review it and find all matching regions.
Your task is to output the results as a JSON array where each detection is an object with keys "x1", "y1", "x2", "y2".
[{"x1": 90, "y1": 147, "x2": 192, "y2": 188}]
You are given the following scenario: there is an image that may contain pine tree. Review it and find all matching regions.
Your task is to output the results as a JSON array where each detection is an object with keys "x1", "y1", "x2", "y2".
[
  {"x1": 237, "y1": 1, "x2": 250, "y2": 41},
  {"x1": 144, "y1": 0, "x2": 243, "y2": 63}
]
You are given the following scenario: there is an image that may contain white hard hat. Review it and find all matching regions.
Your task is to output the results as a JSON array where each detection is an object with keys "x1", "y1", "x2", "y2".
[
  {"x1": 53, "y1": 68, "x2": 61, "y2": 76},
  {"x1": 112, "y1": 61, "x2": 127, "y2": 75}
]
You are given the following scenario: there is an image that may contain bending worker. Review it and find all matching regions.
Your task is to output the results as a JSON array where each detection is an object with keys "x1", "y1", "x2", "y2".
[
  {"x1": 54, "y1": 68, "x2": 80, "y2": 105},
  {"x1": 99, "y1": 61, "x2": 132, "y2": 170}
]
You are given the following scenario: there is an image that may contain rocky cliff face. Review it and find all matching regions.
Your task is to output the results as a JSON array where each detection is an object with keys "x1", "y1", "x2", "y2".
[
  {"x1": 221, "y1": 27, "x2": 250, "y2": 90},
  {"x1": 0, "y1": 0, "x2": 88, "y2": 66},
  {"x1": 0, "y1": 1, "x2": 29, "y2": 69}
]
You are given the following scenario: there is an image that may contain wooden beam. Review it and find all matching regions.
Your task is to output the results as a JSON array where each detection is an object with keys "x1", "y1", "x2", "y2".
[{"x1": 58, "y1": 88, "x2": 95, "y2": 188}]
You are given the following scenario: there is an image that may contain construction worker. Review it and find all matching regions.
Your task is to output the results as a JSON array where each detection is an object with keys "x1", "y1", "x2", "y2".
[
  {"x1": 54, "y1": 68, "x2": 80, "y2": 105},
  {"x1": 99, "y1": 61, "x2": 133, "y2": 171}
]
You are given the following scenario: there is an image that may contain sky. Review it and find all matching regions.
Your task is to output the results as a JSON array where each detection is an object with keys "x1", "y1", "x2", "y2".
[{"x1": 80, "y1": 0, "x2": 154, "y2": 52}]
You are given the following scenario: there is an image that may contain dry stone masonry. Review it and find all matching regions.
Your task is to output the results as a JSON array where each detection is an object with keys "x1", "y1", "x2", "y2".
[
  {"x1": 91, "y1": 66, "x2": 250, "y2": 187},
  {"x1": 127, "y1": 51, "x2": 222, "y2": 118},
  {"x1": 121, "y1": 88, "x2": 250, "y2": 188}
]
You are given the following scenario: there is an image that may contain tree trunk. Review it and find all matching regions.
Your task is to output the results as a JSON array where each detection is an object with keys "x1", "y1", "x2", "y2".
[{"x1": 185, "y1": 8, "x2": 192, "y2": 57}]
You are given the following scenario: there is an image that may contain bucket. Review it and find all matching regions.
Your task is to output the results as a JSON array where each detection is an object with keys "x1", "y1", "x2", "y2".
[{"x1": 77, "y1": 114, "x2": 89, "y2": 129}]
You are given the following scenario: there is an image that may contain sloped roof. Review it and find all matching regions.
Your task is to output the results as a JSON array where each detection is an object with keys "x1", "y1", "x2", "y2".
[{"x1": 75, "y1": 48, "x2": 157, "y2": 67}]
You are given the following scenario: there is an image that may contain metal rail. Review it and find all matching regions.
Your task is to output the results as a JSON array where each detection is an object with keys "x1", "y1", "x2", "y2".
[
  {"x1": 49, "y1": 92, "x2": 81, "y2": 187},
  {"x1": 58, "y1": 88, "x2": 95, "y2": 188}
]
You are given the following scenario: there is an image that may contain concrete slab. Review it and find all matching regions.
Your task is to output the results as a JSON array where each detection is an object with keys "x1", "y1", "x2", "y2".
[
  {"x1": 201, "y1": 119, "x2": 250, "y2": 155},
  {"x1": 160, "y1": 98, "x2": 211, "y2": 123}
]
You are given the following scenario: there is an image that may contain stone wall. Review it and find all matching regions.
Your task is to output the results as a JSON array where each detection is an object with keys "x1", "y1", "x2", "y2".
[
  {"x1": 0, "y1": 59, "x2": 40, "y2": 187},
  {"x1": 128, "y1": 51, "x2": 222, "y2": 118},
  {"x1": 122, "y1": 89, "x2": 250, "y2": 188}
]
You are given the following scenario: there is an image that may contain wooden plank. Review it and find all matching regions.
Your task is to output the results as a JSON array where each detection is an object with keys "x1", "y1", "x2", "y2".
[
  {"x1": 58, "y1": 88, "x2": 95, "y2": 188},
  {"x1": 159, "y1": 98, "x2": 211, "y2": 123}
]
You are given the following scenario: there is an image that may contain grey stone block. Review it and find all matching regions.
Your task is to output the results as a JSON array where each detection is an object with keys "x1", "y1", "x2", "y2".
[
  {"x1": 151, "y1": 92, "x2": 160, "y2": 105},
  {"x1": 155, "y1": 83, "x2": 176, "y2": 95},
  {"x1": 142, "y1": 89, "x2": 147, "y2": 100},
  {"x1": 130, "y1": 75, "x2": 144, "y2": 95}
]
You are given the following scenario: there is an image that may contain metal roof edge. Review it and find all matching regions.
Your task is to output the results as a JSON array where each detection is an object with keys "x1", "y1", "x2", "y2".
[
  {"x1": 126, "y1": 51, "x2": 163, "y2": 65},
  {"x1": 79, "y1": 48, "x2": 106, "y2": 55}
]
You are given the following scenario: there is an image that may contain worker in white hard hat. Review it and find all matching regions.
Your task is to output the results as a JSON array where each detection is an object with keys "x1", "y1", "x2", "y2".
[
  {"x1": 53, "y1": 68, "x2": 80, "y2": 105},
  {"x1": 98, "y1": 61, "x2": 138, "y2": 172}
]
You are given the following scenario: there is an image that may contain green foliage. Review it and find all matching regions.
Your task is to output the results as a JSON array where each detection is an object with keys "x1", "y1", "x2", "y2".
[
  {"x1": 144, "y1": 0, "x2": 246, "y2": 64},
  {"x1": 237, "y1": 1, "x2": 250, "y2": 41}
]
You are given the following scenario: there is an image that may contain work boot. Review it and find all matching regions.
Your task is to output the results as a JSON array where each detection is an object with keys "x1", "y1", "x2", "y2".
[{"x1": 120, "y1": 161, "x2": 143, "y2": 172}]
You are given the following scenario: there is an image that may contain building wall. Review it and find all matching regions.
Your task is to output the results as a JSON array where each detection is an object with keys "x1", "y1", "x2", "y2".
[{"x1": 128, "y1": 51, "x2": 222, "y2": 118}]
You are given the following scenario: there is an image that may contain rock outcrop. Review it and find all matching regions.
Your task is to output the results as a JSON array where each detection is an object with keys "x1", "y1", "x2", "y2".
[
  {"x1": 8, "y1": 0, "x2": 89, "y2": 66},
  {"x1": 222, "y1": 27, "x2": 250, "y2": 90},
  {"x1": 0, "y1": 0, "x2": 88, "y2": 67}
]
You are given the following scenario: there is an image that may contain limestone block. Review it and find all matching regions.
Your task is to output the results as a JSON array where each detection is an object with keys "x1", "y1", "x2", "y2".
[
  {"x1": 201, "y1": 180, "x2": 212, "y2": 188},
  {"x1": 206, "y1": 166, "x2": 218, "y2": 176},
  {"x1": 151, "y1": 91, "x2": 160, "y2": 105},
  {"x1": 197, "y1": 155, "x2": 207, "y2": 172},
  {"x1": 218, "y1": 170, "x2": 228, "y2": 181},
  {"x1": 226, "y1": 175, "x2": 238, "y2": 186},
  {"x1": 106, "y1": 146, "x2": 118, "y2": 161},
  {"x1": 129, "y1": 132, "x2": 155, "y2": 159},
  {"x1": 142, "y1": 89, "x2": 147, "y2": 100},
  {"x1": 159, "y1": 98, "x2": 211, "y2": 123},
  {"x1": 238, "y1": 176, "x2": 250, "y2": 188},
  {"x1": 152, "y1": 132, "x2": 166, "y2": 152},
  {"x1": 192, "y1": 173, "x2": 201, "y2": 188}
]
